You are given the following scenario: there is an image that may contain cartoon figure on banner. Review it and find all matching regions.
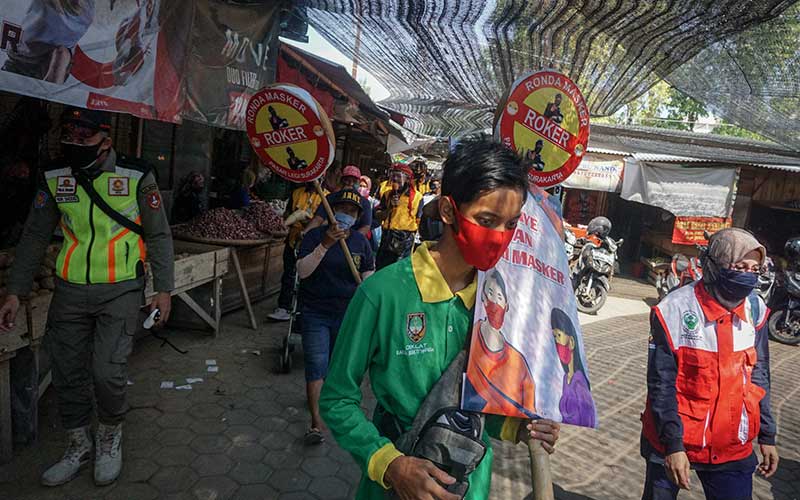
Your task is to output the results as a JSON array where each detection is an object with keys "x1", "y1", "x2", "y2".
[
  {"x1": 2, "y1": 0, "x2": 159, "y2": 85},
  {"x1": 551, "y1": 308, "x2": 595, "y2": 427},
  {"x1": 269, "y1": 106, "x2": 289, "y2": 130},
  {"x1": 526, "y1": 139, "x2": 546, "y2": 172},
  {"x1": 544, "y1": 93, "x2": 564, "y2": 124},
  {"x1": 464, "y1": 269, "x2": 536, "y2": 419},
  {"x1": 286, "y1": 147, "x2": 308, "y2": 170}
]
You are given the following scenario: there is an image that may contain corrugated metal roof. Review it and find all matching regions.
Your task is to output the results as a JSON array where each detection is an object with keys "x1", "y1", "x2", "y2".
[{"x1": 632, "y1": 153, "x2": 712, "y2": 163}]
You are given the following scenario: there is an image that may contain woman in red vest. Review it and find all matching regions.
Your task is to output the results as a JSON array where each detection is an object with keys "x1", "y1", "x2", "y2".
[{"x1": 641, "y1": 228, "x2": 779, "y2": 500}]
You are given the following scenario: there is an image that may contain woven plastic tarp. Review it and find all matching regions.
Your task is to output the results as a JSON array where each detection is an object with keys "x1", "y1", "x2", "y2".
[{"x1": 306, "y1": 1, "x2": 800, "y2": 148}]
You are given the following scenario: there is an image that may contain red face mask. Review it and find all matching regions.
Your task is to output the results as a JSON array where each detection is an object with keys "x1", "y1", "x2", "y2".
[
  {"x1": 555, "y1": 342, "x2": 573, "y2": 366},
  {"x1": 484, "y1": 301, "x2": 506, "y2": 329},
  {"x1": 448, "y1": 197, "x2": 516, "y2": 271}
]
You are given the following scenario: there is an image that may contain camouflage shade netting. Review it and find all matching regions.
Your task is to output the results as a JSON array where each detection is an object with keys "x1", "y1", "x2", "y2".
[{"x1": 306, "y1": 1, "x2": 800, "y2": 148}]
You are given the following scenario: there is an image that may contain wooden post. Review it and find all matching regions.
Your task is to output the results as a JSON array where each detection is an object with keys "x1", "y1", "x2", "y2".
[
  {"x1": 231, "y1": 249, "x2": 258, "y2": 330},
  {"x1": 313, "y1": 180, "x2": 362, "y2": 284},
  {"x1": 213, "y1": 277, "x2": 222, "y2": 336},
  {"x1": 528, "y1": 440, "x2": 555, "y2": 500}
]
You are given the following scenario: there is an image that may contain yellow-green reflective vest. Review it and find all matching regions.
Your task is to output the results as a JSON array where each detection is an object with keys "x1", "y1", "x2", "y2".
[{"x1": 44, "y1": 165, "x2": 146, "y2": 285}]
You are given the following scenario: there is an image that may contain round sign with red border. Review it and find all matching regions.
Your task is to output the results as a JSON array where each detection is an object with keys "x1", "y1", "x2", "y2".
[
  {"x1": 246, "y1": 83, "x2": 335, "y2": 183},
  {"x1": 494, "y1": 70, "x2": 590, "y2": 188}
]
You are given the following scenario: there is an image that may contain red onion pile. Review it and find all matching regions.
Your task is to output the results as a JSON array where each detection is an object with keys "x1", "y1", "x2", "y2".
[
  {"x1": 243, "y1": 203, "x2": 286, "y2": 234},
  {"x1": 183, "y1": 208, "x2": 266, "y2": 240}
]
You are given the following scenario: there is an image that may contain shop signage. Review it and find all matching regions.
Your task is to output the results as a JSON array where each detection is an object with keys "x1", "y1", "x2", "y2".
[
  {"x1": 461, "y1": 189, "x2": 597, "y2": 428},
  {"x1": 246, "y1": 83, "x2": 335, "y2": 183},
  {"x1": 672, "y1": 216, "x2": 732, "y2": 245},
  {"x1": 495, "y1": 70, "x2": 590, "y2": 188},
  {"x1": 0, "y1": 0, "x2": 188, "y2": 122},
  {"x1": 562, "y1": 157, "x2": 624, "y2": 192}
]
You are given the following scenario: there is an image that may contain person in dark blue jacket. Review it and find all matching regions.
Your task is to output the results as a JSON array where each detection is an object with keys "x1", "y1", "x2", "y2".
[
  {"x1": 641, "y1": 228, "x2": 778, "y2": 500},
  {"x1": 295, "y1": 188, "x2": 375, "y2": 445}
]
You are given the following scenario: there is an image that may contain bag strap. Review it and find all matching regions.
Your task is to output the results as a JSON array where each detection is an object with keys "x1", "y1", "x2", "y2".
[{"x1": 74, "y1": 173, "x2": 144, "y2": 236}]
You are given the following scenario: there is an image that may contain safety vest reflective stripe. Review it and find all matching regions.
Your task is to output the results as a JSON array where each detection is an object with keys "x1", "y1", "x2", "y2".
[{"x1": 45, "y1": 167, "x2": 145, "y2": 285}]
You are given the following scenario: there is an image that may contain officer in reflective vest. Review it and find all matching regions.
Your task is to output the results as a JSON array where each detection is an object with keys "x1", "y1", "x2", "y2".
[
  {"x1": 641, "y1": 228, "x2": 779, "y2": 500},
  {"x1": 0, "y1": 107, "x2": 174, "y2": 488}
]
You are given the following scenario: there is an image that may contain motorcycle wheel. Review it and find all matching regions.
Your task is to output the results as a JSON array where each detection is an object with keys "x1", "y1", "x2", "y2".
[
  {"x1": 768, "y1": 310, "x2": 800, "y2": 346},
  {"x1": 576, "y1": 280, "x2": 608, "y2": 314}
]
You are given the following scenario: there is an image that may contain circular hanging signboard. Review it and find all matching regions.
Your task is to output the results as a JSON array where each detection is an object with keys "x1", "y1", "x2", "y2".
[
  {"x1": 246, "y1": 83, "x2": 335, "y2": 183},
  {"x1": 494, "y1": 70, "x2": 590, "y2": 188}
]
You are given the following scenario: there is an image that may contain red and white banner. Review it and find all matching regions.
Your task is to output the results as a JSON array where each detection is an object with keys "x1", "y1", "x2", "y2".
[
  {"x1": 0, "y1": 0, "x2": 187, "y2": 122},
  {"x1": 672, "y1": 216, "x2": 732, "y2": 245}
]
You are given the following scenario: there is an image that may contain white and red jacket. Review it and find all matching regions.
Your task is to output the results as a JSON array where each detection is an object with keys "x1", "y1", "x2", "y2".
[{"x1": 641, "y1": 281, "x2": 776, "y2": 465}]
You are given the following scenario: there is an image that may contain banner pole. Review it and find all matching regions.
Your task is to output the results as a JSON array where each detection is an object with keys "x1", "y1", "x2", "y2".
[
  {"x1": 528, "y1": 440, "x2": 555, "y2": 500},
  {"x1": 313, "y1": 180, "x2": 362, "y2": 284}
]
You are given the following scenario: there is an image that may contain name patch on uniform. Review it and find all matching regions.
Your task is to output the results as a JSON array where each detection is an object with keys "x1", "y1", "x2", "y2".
[
  {"x1": 56, "y1": 176, "x2": 76, "y2": 194},
  {"x1": 146, "y1": 191, "x2": 161, "y2": 210},
  {"x1": 108, "y1": 177, "x2": 129, "y2": 196},
  {"x1": 34, "y1": 190, "x2": 48, "y2": 208},
  {"x1": 56, "y1": 195, "x2": 79, "y2": 203},
  {"x1": 407, "y1": 312, "x2": 427, "y2": 343}
]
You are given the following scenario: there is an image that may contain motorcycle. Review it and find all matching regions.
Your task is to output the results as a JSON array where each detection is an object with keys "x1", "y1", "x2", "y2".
[
  {"x1": 655, "y1": 253, "x2": 703, "y2": 301},
  {"x1": 767, "y1": 267, "x2": 800, "y2": 345},
  {"x1": 756, "y1": 257, "x2": 776, "y2": 303},
  {"x1": 572, "y1": 236, "x2": 624, "y2": 314}
]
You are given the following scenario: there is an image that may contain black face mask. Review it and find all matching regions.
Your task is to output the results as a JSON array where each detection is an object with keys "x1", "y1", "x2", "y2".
[{"x1": 62, "y1": 143, "x2": 102, "y2": 171}]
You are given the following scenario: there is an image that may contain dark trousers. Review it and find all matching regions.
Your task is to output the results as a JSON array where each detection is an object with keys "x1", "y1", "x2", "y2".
[
  {"x1": 45, "y1": 278, "x2": 144, "y2": 429},
  {"x1": 642, "y1": 461, "x2": 755, "y2": 500},
  {"x1": 277, "y1": 243, "x2": 297, "y2": 311}
]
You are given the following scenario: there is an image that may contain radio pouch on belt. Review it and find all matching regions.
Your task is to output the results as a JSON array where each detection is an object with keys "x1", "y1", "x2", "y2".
[
  {"x1": 388, "y1": 351, "x2": 487, "y2": 499},
  {"x1": 74, "y1": 173, "x2": 144, "y2": 236}
]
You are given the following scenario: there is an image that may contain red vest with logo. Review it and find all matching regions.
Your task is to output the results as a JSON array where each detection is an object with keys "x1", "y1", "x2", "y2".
[{"x1": 641, "y1": 282, "x2": 768, "y2": 464}]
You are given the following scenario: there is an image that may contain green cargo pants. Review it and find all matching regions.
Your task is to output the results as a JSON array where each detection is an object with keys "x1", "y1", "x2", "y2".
[{"x1": 44, "y1": 277, "x2": 144, "y2": 429}]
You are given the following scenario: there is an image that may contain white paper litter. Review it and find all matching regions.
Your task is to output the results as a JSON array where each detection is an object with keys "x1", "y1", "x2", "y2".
[
  {"x1": 175, "y1": 384, "x2": 193, "y2": 390},
  {"x1": 205, "y1": 359, "x2": 217, "y2": 366},
  {"x1": 207, "y1": 366, "x2": 219, "y2": 373},
  {"x1": 251, "y1": 350, "x2": 261, "y2": 356},
  {"x1": 186, "y1": 378, "x2": 203, "y2": 384},
  {"x1": 160, "y1": 381, "x2": 174, "y2": 389},
  {"x1": 127, "y1": 380, "x2": 134, "y2": 386}
]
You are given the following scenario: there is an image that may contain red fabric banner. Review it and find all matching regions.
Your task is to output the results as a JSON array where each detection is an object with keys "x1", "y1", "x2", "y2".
[{"x1": 672, "y1": 217, "x2": 732, "y2": 245}]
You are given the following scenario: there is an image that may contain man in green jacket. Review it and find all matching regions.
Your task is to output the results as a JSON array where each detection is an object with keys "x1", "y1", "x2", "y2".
[{"x1": 320, "y1": 139, "x2": 561, "y2": 499}]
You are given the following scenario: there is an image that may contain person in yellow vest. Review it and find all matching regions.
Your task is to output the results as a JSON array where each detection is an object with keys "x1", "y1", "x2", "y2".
[
  {"x1": 411, "y1": 159, "x2": 428, "y2": 194},
  {"x1": 0, "y1": 107, "x2": 174, "y2": 488},
  {"x1": 378, "y1": 176, "x2": 392, "y2": 198},
  {"x1": 375, "y1": 164, "x2": 423, "y2": 270},
  {"x1": 268, "y1": 182, "x2": 327, "y2": 322}
]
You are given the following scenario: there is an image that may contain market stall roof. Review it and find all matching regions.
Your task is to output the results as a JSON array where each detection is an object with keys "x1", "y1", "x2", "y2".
[
  {"x1": 306, "y1": 1, "x2": 800, "y2": 149},
  {"x1": 281, "y1": 43, "x2": 389, "y2": 122},
  {"x1": 588, "y1": 123, "x2": 800, "y2": 172}
]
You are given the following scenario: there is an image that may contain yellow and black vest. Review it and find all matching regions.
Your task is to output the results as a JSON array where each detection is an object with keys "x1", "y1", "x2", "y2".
[{"x1": 44, "y1": 163, "x2": 147, "y2": 285}]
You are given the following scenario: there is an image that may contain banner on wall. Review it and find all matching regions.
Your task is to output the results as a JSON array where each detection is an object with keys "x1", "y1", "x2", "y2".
[
  {"x1": 183, "y1": 0, "x2": 281, "y2": 129},
  {"x1": 461, "y1": 187, "x2": 597, "y2": 428},
  {"x1": 672, "y1": 216, "x2": 732, "y2": 245},
  {"x1": 0, "y1": 0, "x2": 188, "y2": 122},
  {"x1": 621, "y1": 159, "x2": 738, "y2": 218},
  {"x1": 562, "y1": 157, "x2": 624, "y2": 192}
]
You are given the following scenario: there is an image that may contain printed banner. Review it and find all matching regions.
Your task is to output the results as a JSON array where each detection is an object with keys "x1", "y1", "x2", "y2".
[
  {"x1": 0, "y1": 0, "x2": 188, "y2": 122},
  {"x1": 494, "y1": 70, "x2": 590, "y2": 188},
  {"x1": 621, "y1": 159, "x2": 738, "y2": 218},
  {"x1": 462, "y1": 187, "x2": 597, "y2": 428},
  {"x1": 183, "y1": 0, "x2": 280, "y2": 129},
  {"x1": 246, "y1": 83, "x2": 335, "y2": 183},
  {"x1": 562, "y1": 156, "x2": 624, "y2": 192},
  {"x1": 672, "y1": 216, "x2": 732, "y2": 245}
]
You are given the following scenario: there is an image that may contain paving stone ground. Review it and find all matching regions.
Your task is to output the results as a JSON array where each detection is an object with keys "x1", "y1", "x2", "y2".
[{"x1": 0, "y1": 287, "x2": 797, "y2": 500}]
